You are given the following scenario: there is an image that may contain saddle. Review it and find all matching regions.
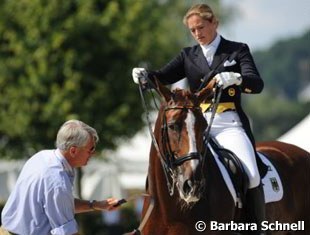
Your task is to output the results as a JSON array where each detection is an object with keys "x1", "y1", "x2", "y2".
[{"x1": 209, "y1": 138, "x2": 269, "y2": 207}]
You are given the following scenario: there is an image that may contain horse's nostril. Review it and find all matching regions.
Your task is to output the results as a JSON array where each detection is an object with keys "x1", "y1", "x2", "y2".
[{"x1": 183, "y1": 179, "x2": 193, "y2": 194}]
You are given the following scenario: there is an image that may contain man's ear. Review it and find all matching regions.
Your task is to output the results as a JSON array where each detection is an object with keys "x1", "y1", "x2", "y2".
[{"x1": 69, "y1": 146, "x2": 77, "y2": 158}]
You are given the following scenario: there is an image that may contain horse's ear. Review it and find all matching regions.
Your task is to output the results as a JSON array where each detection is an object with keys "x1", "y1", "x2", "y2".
[
  {"x1": 195, "y1": 79, "x2": 216, "y2": 104},
  {"x1": 153, "y1": 77, "x2": 173, "y2": 102}
]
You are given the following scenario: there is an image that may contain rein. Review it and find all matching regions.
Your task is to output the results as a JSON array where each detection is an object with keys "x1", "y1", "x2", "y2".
[
  {"x1": 200, "y1": 85, "x2": 223, "y2": 170},
  {"x1": 137, "y1": 79, "x2": 176, "y2": 195},
  {"x1": 134, "y1": 78, "x2": 223, "y2": 235},
  {"x1": 138, "y1": 81, "x2": 206, "y2": 195},
  {"x1": 138, "y1": 78, "x2": 223, "y2": 193},
  {"x1": 126, "y1": 78, "x2": 169, "y2": 235}
]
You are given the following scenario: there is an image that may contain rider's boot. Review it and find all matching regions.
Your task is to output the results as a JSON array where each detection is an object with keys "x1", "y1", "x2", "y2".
[{"x1": 246, "y1": 183, "x2": 266, "y2": 235}]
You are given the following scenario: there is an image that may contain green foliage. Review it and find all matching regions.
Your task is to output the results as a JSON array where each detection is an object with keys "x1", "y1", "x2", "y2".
[
  {"x1": 253, "y1": 30, "x2": 310, "y2": 100},
  {"x1": 1, "y1": 0, "x2": 306, "y2": 158},
  {"x1": 245, "y1": 29, "x2": 310, "y2": 141},
  {"x1": 0, "y1": 0, "x2": 190, "y2": 158},
  {"x1": 245, "y1": 94, "x2": 309, "y2": 141}
]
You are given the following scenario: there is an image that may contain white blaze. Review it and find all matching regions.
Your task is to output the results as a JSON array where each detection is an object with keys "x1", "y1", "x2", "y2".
[{"x1": 185, "y1": 110, "x2": 199, "y2": 169}]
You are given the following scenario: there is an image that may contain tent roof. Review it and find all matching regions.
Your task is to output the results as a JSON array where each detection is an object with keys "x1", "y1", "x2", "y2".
[{"x1": 278, "y1": 114, "x2": 310, "y2": 152}]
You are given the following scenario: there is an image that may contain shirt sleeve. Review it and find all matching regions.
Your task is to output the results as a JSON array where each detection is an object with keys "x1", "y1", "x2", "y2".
[{"x1": 44, "y1": 186, "x2": 78, "y2": 235}]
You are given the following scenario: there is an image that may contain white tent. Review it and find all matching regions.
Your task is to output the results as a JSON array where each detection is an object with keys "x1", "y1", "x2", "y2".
[
  {"x1": 0, "y1": 160, "x2": 25, "y2": 203},
  {"x1": 113, "y1": 129, "x2": 150, "y2": 187},
  {"x1": 278, "y1": 113, "x2": 310, "y2": 152},
  {"x1": 83, "y1": 129, "x2": 151, "y2": 200},
  {"x1": 2, "y1": 111, "x2": 309, "y2": 202},
  {"x1": 0, "y1": 129, "x2": 151, "y2": 202}
]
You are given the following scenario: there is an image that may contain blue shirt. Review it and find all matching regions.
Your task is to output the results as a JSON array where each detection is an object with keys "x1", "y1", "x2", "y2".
[{"x1": 1, "y1": 149, "x2": 78, "y2": 235}]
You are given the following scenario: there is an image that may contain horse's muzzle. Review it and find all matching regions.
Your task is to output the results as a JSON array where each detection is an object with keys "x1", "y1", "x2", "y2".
[{"x1": 175, "y1": 153, "x2": 204, "y2": 203}]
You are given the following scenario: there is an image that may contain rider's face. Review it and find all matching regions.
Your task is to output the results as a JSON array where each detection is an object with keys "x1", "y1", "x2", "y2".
[{"x1": 187, "y1": 15, "x2": 218, "y2": 45}]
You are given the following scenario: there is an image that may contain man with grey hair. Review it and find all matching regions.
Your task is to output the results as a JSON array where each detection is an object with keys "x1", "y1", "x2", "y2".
[{"x1": 1, "y1": 120, "x2": 120, "y2": 235}]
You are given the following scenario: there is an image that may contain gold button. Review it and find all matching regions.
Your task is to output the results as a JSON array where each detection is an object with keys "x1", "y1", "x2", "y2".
[{"x1": 228, "y1": 88, "x2": 235, "y2": 96}]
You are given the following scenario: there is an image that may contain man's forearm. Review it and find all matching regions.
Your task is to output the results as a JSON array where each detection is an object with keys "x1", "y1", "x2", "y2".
[
  {"x1": 74, "y1": 197, "x2": 119, "y2": 213},
  {"x1": 74, "y1": 198, "x2": 95, "y2": 214}
]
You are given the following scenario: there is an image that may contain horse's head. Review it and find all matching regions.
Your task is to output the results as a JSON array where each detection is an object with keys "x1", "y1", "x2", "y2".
[{"x1": 153, "y1": 78, "x2": 215, "y2": 204}]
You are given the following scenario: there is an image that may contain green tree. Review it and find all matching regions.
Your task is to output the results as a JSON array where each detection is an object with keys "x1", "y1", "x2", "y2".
[
  {"x1": 245, "y1": 94, "x2": 309, "y2": 141},
  {"x1": 0, "y1": 0, "x2": 191, "y2": 159},
  {"x1": 0, "y1": 0, "x2": 232, "y2": 159},
  {"x1": 253, "y1": 30, "x2": 310, "y2": 100},
  {"x1": 0, "y1": 1, "x2": 226, "y2": 234},
  {"x1": 245, "y1": 30, "x2": 310, "y2": 141}
]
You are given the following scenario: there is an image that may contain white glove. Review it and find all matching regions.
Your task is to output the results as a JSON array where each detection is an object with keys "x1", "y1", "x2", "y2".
[
  {"x1": 214, "y1": 72, "x2": 242, "y2": 89},
  {"x1": 132, "y1": 68, "x2": 148, "y2": 84}
]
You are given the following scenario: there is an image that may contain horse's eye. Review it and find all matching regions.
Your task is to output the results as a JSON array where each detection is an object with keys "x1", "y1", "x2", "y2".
[{"x1": 168, "y1": 122, "x2": 181, "y2": 132}]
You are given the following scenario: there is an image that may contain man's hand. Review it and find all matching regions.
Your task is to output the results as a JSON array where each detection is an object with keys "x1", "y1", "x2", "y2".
[
  {"x1": 93, "y1": 198, "x2": 120, "y2": 211},
  {"x1": 214, "y1": 72, "x2": 242, "y2": 89},
  {"x1": 132, "y1": 67, "x2": 148, "y2": 84}
]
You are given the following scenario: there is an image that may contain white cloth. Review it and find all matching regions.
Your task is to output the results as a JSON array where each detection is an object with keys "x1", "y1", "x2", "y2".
[
  {"x1": 204, "y1": 111, "x2": 261, "y2": 188},
  {"x1": 200, "y1": 34, "x2": 221, "y2": 66}
]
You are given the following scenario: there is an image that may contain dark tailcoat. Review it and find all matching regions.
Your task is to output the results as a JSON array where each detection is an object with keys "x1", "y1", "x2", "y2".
[{"x1": 148, "y1": 37, "x2": 264, "y2": 145}]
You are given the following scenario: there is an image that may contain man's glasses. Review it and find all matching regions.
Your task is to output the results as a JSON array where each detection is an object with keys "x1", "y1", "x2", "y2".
[{"x1": 77, "y1": 145, "x2": 96, "y2": 154}]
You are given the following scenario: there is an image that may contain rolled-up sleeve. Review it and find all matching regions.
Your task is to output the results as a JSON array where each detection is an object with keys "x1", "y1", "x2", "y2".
[
  {"x1": 45, "y1": 186, "x2": 78, "y2": 235},
  {"x1": 50, "y1": 219, "x2": 78, "y2": 235}
]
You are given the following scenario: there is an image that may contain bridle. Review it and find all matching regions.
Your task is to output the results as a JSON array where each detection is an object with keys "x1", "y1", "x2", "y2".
[
  {"x1": 161, "y1": 105, "x2": 203, "y2": 168},
  {"x1": 161, "y1": 104, "x2": 205, "y2": 195},
  {"x1": 138, "y1": 78, "x2": 208, "y2": 195},
  {"x1": 132, "y1": 78, "x2": 223, "y2": 235},
  {"x1": 138, "y1": 79, "x2": 223, "y2": 195}
]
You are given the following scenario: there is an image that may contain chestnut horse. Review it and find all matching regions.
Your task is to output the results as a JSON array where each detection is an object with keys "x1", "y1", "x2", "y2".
[{"x1": 135, "y1": 80, "x2": 309, "y2": 235}]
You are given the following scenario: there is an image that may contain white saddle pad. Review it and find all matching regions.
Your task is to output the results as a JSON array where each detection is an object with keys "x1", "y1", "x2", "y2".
[
  {"x1": 208, "y1": 145, "x2": 284, "y2": 208},
  {"x1": 259, "y1": 152, "x2": 284, "y2": 203}
]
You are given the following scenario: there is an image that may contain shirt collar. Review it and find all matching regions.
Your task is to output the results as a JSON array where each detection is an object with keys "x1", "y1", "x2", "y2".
[
  {"x1": 200, "y1": 33, "x2": 221, "y2": 54},
  {"x1": 55, "y1": 149, "x2": 74, "y2": 175}
]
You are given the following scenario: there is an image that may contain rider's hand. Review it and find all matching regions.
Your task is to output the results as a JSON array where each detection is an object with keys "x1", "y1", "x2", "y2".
[
  {"x1": 214, "y1": 72, "x2": 242, "y2": 89},
  {"x1": 132, "y1": 68, "x2": 148, "y2": 84}
]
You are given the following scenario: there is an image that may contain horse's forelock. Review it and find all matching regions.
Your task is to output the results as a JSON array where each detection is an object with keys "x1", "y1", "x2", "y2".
[
  {"x1": 171, "y1": 89, "x2": 197, "y2": 106},
  {"x1": 172, "y1": 88, "x2": 191, "y2": 97}
]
